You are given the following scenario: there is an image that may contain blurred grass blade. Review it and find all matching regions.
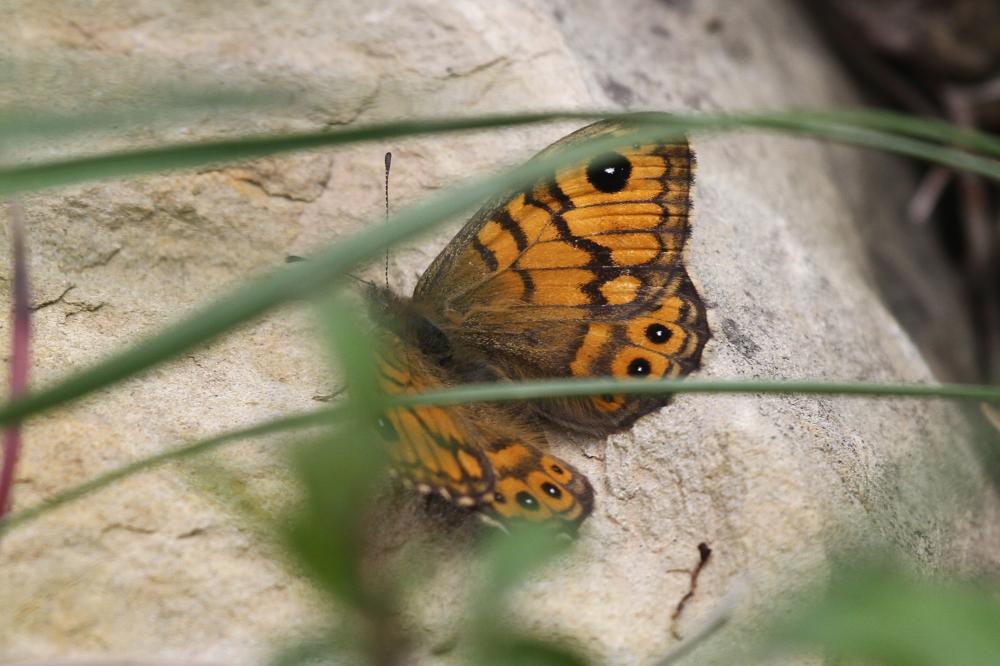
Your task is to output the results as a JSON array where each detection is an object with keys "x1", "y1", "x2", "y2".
[
  {"x1": 283, "y1": 423, "x2": 386, "y2": 615},
  {"x1": 703, "y1": 114, "x2": 1000, "y2": 177},
  {"x1": 267, "y1": 635, "x2": 355, "y2": 666},
  {"x1": 478, "y1": 637, "x2": 591, "y2": 666},
  {"x1": 278, "y1": 429, "x2": 379, "y2": 609},
  {"x1": 787, "y1": 108, "x2": 1000, "y2": 155},
  {"x1": 2, "y1": 111, "x2": 1000, "y2": 198},
  {"x1": 0, "y1": 201, "x2": 30, "y2": 521},
  {"x1": 474, "y1": 527, "x2": 571, "y2": 607},
  {"x1": 0, "y1": 86, "x2": 301, "y2": 147},
  {"x1": 316, "y1": 291, "x2": 383, "y2": 415},
  {"x1": 0, "y1": 405, "x2": 343, "y2": 535},
  {"x1": 769, "y1": 561, "x2": 1000, "y2": 666},
  {"x1": 0, "y1": 113, "x2": 600, "y2": 196},
  {"x1": 283, "y1": 428, "x2": 409, "y2": 666},
  {"x1": 468, "y1": 527, "x2": 577, "y2": 662},
  {"x1": 280, "y1": 294, "x2": 403, "y2": 662}
]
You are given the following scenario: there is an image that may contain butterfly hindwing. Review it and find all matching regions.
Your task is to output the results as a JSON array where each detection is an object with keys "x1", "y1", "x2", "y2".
[
  {"x1": 482, "y1": 437, "x2": 594, "y2": 530},
  {"x1": 372, "y1": 330, "x2": 594, "y2": 531},
  {"x1": 374, "y1": 336, "x2": 494, "y2": 505},
  {"x1": 413, "y1": 120, "x2": 710, "y2": 434}
]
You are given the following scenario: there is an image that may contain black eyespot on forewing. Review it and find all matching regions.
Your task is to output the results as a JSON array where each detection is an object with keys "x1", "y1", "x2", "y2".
[
  {"x1": 516, "y1": 491, "x2": 540, "y2": 511},
  {"x1": 627, "y1": 357, "x2": 651, "y2": 376},
  {"x1": 586, "y1": 152, "x2": 632, "y2": 193},
  {"x1": 645, "y1": 323, "x2": 672, "y2": 344}
]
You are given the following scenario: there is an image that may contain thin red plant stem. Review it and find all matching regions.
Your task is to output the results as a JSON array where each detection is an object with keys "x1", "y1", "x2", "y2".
[{"x1": 0, "y1": 200, "x2": 30, "y2": 519}]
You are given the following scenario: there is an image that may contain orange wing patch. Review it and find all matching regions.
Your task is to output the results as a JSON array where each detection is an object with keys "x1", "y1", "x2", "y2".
[
  {"x1": 419, "y1": 132, "x2": 706, "y2": 433},
  {"x1": 451, "y1": 141, "x2": 695, "y2": 316}
]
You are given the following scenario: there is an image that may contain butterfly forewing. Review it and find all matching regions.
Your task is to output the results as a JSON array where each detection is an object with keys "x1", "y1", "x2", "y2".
[{"x1": 413, "y1": 120, "x2": 710, "y2": 434}]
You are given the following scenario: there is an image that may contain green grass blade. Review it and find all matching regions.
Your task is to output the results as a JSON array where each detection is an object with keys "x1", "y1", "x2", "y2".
[
  {"x1": 785, "y1": 108, "x2": 1000, "y2": 155},
  {"x1": 467, "y1": 528, "x2": 583, "y2": 665},
  {"x1": 4, "y1": 374, "x2": 998, "y2": 536},
  {"x1": 477, "y1": 637, "x2": 591, "y2": 666},
  {"x1": 2, "y1": 110, "x2": 1000, "y2": 198},
  {"x1": 388, "y1": 377, "x2": 1000, "y2": 407},
  {"x1": 473, "y1": 527, "x2": 571, "y2": 612},
  {"x1": 0, "y1": 113, "x2": 600, "y2": 196},
  {"x1": 283, "y1": 429, "x2": 381, "y2": 613},
  {"x1": 768, "y1": 562, "x2": 1000, "y2": 666},
  {"x1": 316, "y1": 292, "x2": 383, "y2": 414},
  {"x1": 651, "y1": 112, "x2": 1000, "y2": 176},
  {"x1": 723, "y1": 116, "x2": 1000, "y2": 178},
  {"x1": 0, "y1": 87, "x2": 301, "y2": 147},
  {"x1": 0, "y1": 405, "x2": 341, "y2": 535},
  {"x1": 281, "y1": 295, "x2": 396, "y2": 644}
]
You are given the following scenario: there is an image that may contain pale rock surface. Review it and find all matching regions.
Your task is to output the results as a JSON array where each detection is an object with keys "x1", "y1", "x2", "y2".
[{"x1": 1, "y1": 1, "x2": 998, "y2": 665}]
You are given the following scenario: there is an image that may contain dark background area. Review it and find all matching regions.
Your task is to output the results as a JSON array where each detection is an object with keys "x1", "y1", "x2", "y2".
[{"x1": 801, "y1": 0, "x2": 1000, "y2": 382}]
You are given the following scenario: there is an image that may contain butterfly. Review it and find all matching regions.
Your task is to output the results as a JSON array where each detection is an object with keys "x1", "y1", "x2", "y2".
[{"x1": 364, "y1": 119, "x2": 709, "y2": 533}]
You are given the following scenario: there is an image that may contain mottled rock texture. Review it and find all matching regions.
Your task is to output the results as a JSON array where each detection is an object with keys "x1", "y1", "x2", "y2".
[{"x1": 1, "y1": 1, "x2": 997, "y2": 665}]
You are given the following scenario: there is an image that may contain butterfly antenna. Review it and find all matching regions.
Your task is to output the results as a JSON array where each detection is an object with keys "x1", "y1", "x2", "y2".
[
  {"x1": 384, "y1": 151, "x2": 392, "y2": 289},
  {"x1": 345, "y1": 272, "x2": 376, "y2": 288}
]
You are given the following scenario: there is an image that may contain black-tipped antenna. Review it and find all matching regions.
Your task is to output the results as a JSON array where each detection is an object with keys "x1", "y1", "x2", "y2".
[{"x1": 384, "y1": 151, "x2": 392, "y2": 289}]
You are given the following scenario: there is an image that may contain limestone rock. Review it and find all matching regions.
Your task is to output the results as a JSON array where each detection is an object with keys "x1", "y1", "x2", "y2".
[{"x1": 1, "y1": 1, "x2": 998, "y2": 665}]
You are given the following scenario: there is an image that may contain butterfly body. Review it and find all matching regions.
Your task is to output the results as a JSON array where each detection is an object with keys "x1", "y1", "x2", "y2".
[{"x1": 367, "y1": 120, "x2": 709, "y2": 532}]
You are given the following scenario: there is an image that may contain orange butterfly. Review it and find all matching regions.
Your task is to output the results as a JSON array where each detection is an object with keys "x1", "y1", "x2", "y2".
[{"x1": 367, "y1": 120, "x2": 709, "y2": 533}]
